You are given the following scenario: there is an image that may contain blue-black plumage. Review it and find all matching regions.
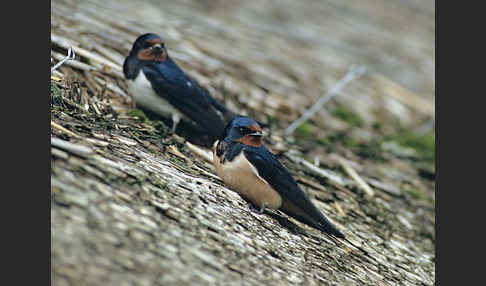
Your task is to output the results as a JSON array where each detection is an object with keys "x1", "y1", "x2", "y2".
[
  {"x1": 123, "y1": 33, "x2": 234, "y2": 140},
  {"x1": 213, "y1": 116, "x2": 345, "y2": 238}
]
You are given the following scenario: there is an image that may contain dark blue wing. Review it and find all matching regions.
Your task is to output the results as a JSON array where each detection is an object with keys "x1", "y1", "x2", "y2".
[
  {"x1": 243, "y1": 146, "x2": 345, "y2": 238},
  {"x1": 123, "y1": 55, "x2": 141, "y2": 80},
  {"x1": 142, "y1": 59, "x2": 229, "y2": 138}
]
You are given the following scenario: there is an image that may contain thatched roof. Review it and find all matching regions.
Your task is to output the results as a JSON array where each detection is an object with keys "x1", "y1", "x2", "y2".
[{"x1": 51, "y1": 0, "x2": 435, "y2": 285}]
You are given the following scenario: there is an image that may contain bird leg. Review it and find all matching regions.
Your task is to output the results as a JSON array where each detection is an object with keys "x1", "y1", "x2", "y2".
[
  {"x1": 171, "y1": 113, "x2": 181, "y2": 132},
  {"x1": 250, "y1": 203, "x2": 267, "y2": 214}
]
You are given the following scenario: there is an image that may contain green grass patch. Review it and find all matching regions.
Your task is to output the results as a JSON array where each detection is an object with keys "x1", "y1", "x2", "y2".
[
  {"x1": 324, "y1": 131, "x2": 385, "y2": 161},
  {"x1": 295, "y1": 122, "x2": 314, "y2": 140},
  {"x1": 51, "y1": 82, "x2": 63, "y2": 98},
  {"x1": 128, "y1": 108, "x2": 149, "y2": 123},
  {"x1": 266, "y1": 115, "x2": 277, "y2": 128},
  {"x1": 405, "y1": 187, "x2": 426, "y2": 200},
  {"x1": 387, "y1": 129, "x2": 435, "y2": 162},
  {"x1": 403, "y1": 184, "x2": 433, "y2": 203},
  {"x1": 332, "y1": 106, "x2": 363, "y2": 127},
  {"x1": 317, "y1": 136, "x2": 329, "y2": 146},
  {"x1": 354, "y1": 140, "x2": 385, "y2": 161}
]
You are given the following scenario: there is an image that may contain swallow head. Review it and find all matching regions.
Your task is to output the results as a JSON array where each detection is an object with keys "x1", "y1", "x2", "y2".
[
  {"x1": 222, "y1": 116, "x2": 263, "y2": 147},
  {"x1": 130, "y1": 33, "x2": 168, "y2": 62}
]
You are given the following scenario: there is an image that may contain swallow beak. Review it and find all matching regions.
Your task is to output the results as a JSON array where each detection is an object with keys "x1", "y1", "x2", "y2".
[
  {"x1": 248, "y1": 131, "x2": 263, "y2": 137},
  {"x1": 151, "y1": 44, "x2": 163, "y2": 54}
]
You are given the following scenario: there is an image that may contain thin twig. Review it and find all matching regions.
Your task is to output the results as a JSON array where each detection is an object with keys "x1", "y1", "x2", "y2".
[
  {"x1": 334, "y1": 201, "x2": 345, "y2": 216},
  {"x1": 285, "y1": 65, "x2": 366, "y2": 135},
  {"x1": 52, "y1": 69, "x2": 64, "y2": 79},
  {"x1": 335, "y1": 156, "x2": 375, "y2": 197},
  {"x1": 363, "y1": 176, "x2": 402, "y2": 196},
  {"x1": 51, "y1": 33, "x2": 122, "y2": 72},
  {"x1": 51, "y1": 121, "x2": 82, "y2": 139},
  {"x1": 51, "y1": 46, "x2": 75, "y2": 73},
  {"x1": 51, "y1": 51, "x2": 95, "y2": 72},
  {"x1": 51, "y1": 137, "x2": 93, "y2": 158},
  {"x1": 287, "y1": 154, "x2": 349, "y2": 186},
  {"x1": 51, "y1": 75, "x2": 63, "y2": 82},
  {"x1": 185, "y1": 141, "x2": 213, "y2": 163}
]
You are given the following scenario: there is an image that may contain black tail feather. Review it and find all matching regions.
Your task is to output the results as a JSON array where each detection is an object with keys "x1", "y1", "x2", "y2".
[{"x1": 280, "y1": 208, "x2": 345, "y2": 238}]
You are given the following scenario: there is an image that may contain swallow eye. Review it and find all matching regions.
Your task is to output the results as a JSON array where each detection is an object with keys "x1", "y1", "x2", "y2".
[{"x1": 238, "y1": 127, "x2": 247, "y2": 134}]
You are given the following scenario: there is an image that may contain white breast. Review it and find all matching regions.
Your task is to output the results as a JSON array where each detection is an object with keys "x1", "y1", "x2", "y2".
[
  {"x1": 213, "y1": 144, "x2": 282, "y2": 210},
  {"x1": 127, "y1": 71, "x2": 187, "y2": 120}
]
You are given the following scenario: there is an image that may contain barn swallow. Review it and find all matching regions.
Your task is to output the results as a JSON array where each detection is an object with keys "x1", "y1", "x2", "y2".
[
  {"x1": 123, "y1": 33, "x2": 234, "y2": 139},
  {"x1": 213, "y1": 116, "x2": 345, "y2": 238}
]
